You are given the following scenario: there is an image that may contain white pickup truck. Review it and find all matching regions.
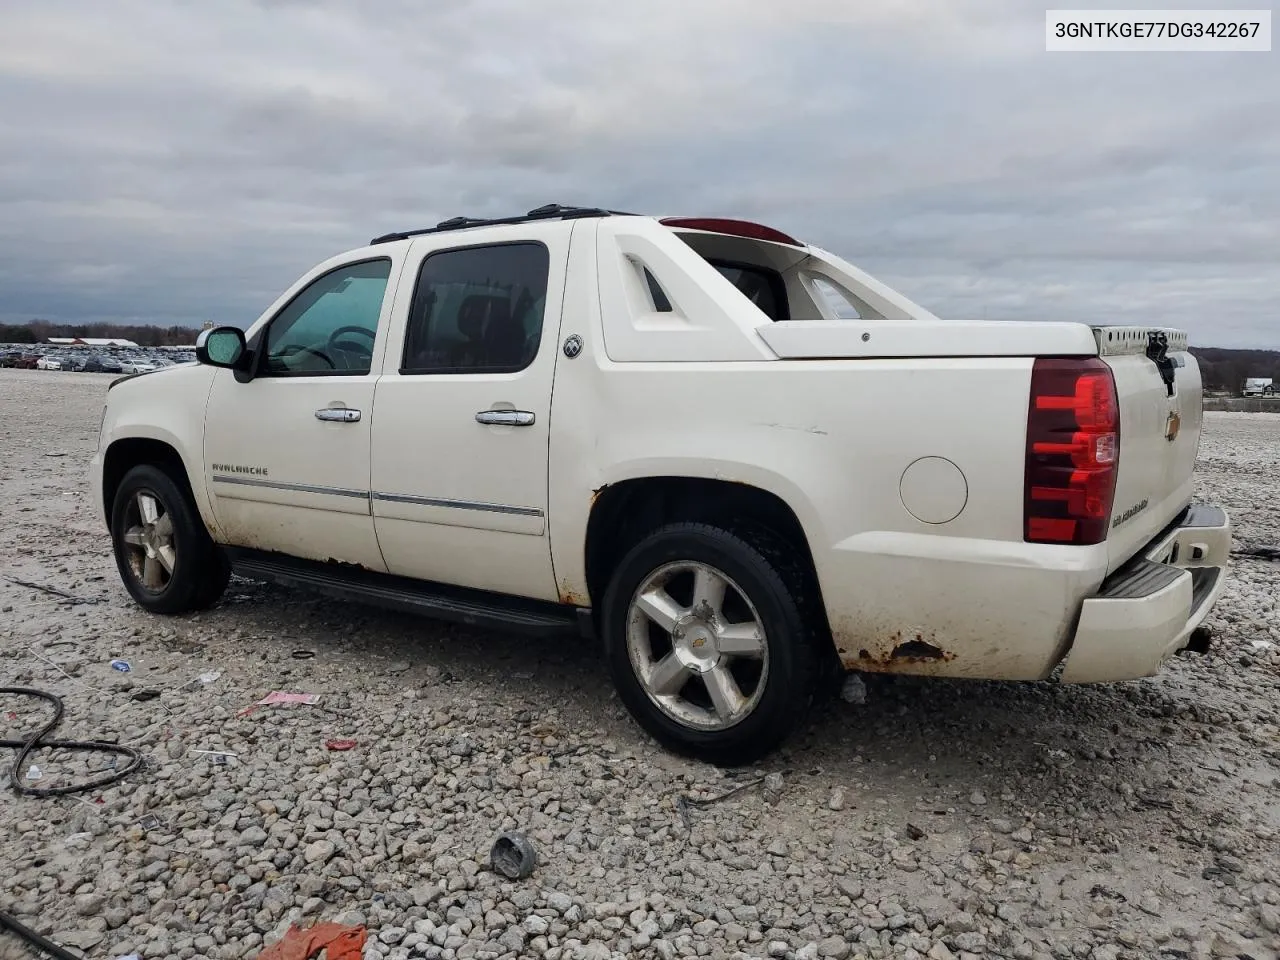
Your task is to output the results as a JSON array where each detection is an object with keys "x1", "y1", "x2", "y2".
[{"x1": 91, "y1": 204, "x2": 1231, "y2": 764}]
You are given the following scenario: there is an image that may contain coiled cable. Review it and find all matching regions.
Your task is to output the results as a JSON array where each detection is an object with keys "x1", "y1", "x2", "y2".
[{"x1": 1, "y1": 686, "x2": 143, "y2": 797}]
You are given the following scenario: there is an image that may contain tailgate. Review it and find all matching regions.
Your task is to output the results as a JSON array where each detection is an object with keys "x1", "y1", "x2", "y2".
[{"x1": 1095, "y1": 327, "x2": 1201, "y2": 572}]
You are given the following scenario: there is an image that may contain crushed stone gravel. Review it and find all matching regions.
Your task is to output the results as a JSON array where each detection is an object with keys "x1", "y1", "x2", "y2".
[{"x1": 1, "y1": 370, "x2": 1277, "y2": 960}]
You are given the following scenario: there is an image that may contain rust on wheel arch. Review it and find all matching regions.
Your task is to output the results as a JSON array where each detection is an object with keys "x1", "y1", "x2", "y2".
[{"x1": 558, "y1": 579, "x2": 590, "y2": 608}]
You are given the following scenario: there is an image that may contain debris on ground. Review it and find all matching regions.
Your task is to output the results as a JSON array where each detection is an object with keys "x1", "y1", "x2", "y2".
[
  {"x1": 2, "y1": 686, "x2": 144, "y2": 798},
  {"x1": 762, "y1": 771, "x2": 786, "y2": 803},
  {"x1": 490, "y1": 832, "x2": 538, "y2": 879},
  {"x1": 237, "y1": 690, "x2": 321, "y2": 717},
  {"x1": 2, "y1": 575, "x2": 103, "y2": 605},
  {"x1": 324, "y1": 738, "x2": 357, "y2": 751},
  {"x1": 251, "y1": 921, "x2": 367, "y2": 960},
  {"x1": 257, "y1": 691, "x2": 320, "y2": 707},
  {"x1": 840, "y1": 673, "x2": 867, "y2": 704},
  {"x1": 675, "y1": 775, "x2": 772, "y2": 830},
  {"x1": 1234, "y1": 544, "x2": 1280, "y2": 561}
]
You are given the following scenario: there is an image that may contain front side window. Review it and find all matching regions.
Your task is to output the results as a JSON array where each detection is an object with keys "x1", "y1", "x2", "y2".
[
  {"x1": 402, "y1": 243, "x2": 549, "y2": 374},
  {"x1": 262, "y1": 259, "x2": 391, "y2": 376}
]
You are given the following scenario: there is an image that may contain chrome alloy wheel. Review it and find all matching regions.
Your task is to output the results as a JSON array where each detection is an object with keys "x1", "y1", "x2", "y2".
[
  {"x1": 120, "y1": 490, "x2": 177, "y2": 592},
  {"x1": 625, "y1": 561, "x2": 769, "y2": 731}
]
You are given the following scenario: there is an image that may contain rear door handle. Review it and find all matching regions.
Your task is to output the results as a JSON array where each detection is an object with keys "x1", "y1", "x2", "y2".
[
  {"x1": 315, "y1": 407, "x2": 361, "y2": 423},
  {"x1": 475, "y1": 410, "x2": 535, "y2": 427}
]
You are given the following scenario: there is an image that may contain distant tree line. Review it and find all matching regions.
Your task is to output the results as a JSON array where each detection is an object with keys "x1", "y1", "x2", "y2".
[
  {"x1": 0, "y1": 320, "x2": 202, "y2": 347},
  {"x1": 1190, "y1": 347, "x2": 1280, "y2": 393}
]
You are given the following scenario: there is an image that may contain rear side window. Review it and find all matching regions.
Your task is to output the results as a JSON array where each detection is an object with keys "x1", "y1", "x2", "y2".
[
  {"x1": 644, "y1": 268, "x2": 673, "y2": 312},
  {"x1": 809, "y1": 276, "x2": 862, "y2": 319},
  {"x1": 402, "y1": 242, "x2": 549, "y2": 374}
]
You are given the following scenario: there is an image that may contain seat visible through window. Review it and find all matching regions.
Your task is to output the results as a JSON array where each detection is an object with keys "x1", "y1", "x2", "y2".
[{"x1": 402, "y1": 243, "x2": 550, "y2": 374}]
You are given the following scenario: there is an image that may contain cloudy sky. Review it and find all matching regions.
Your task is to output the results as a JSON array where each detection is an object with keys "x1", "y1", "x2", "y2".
[{"x1": 0, "y1": 0, "x2": 1275, "y2": 347}]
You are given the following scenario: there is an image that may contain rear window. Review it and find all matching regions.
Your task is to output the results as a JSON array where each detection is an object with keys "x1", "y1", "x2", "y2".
[{"x1": 708, "y1": 260, "x2": 789, "y2": 323}]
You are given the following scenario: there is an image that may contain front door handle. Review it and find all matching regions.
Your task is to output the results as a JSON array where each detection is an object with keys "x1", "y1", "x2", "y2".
[
  {"x1": 315, "y1": 407, "x2": 361, "y2": 423},
  {"x1": 475, "y1": 410, "x2": 535, "y2": 427}
]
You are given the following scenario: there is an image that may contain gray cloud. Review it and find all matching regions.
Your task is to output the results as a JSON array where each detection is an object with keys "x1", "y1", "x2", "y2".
[{"x1": 0, "y1": 0, "x2": 1275, "y2": 345}]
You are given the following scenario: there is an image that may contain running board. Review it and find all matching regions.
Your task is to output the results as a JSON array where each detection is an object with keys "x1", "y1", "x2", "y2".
[{"x1": 225, "y1": 548, "x2": 592, "y2": 639}]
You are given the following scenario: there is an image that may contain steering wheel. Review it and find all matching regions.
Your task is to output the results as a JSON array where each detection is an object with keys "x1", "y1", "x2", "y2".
[
  {"x1": 277, "y1": 343, "x2": 336, "y2": 369},
  {"x1": 329, "y1": 325, "x2": 375, "y2": 351}
]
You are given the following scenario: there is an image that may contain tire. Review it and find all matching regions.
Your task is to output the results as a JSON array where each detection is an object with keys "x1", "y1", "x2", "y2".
[
  {"x1": 601, "y1": 522, "x2": 822, "y2": 766},
  {"x1": 110, "y1": 464, "x2": 229, "y2": 615}
]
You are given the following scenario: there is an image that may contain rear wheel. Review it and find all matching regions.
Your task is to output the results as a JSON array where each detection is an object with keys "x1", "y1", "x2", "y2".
[
  {"x1": 111, "y1": 464, "x2": 229, "y2": 614},
  {"x1": 601, "y1": 522, "x2": 821, "y2": 766}
]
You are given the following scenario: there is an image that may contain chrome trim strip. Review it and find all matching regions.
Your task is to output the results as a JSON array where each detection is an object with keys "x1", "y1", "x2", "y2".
[
  {"x1": 211, "y1": 474, "x2": 370, "y2": 500},
  {"x1": 373, "y1": 491, "x2": 543, "y2": 518}
]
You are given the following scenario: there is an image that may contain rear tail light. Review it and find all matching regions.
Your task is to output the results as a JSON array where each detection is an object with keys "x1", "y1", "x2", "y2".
[{"x1": 1024, "y1": 357, "x2": 1119, "y2": 545}]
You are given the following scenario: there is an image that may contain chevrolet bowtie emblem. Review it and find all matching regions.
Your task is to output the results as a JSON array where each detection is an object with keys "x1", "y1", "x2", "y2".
[{"x1": 1165, "y1": 411, "x2": 1181, "y2": 442}]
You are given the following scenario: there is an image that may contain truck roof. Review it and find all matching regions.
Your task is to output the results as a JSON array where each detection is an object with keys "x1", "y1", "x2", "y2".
[{"x1": 369, "y1": 203, "x2": 804, "y2": 248}]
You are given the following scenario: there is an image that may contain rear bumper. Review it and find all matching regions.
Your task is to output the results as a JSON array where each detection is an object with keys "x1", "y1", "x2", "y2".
[{"x1": 1059, "y1": 504, "x2": 1231, "y2": 683}]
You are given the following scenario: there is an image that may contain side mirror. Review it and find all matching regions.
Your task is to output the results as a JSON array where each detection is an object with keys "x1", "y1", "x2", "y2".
[{"x1": 195, "y1": 327, "x2": 247, "y2": 369}]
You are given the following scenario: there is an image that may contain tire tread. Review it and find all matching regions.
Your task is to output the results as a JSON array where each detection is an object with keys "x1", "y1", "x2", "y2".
[{"x1": 601, "y1": 521, "x2": 822, "y2": 766}]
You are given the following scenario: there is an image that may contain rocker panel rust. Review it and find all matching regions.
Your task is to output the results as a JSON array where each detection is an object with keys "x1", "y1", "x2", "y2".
[{"x1": 834, "y1": 628, "x2": 957, "y2": 673}]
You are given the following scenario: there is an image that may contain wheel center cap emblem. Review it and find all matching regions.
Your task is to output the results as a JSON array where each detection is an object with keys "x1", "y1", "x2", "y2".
[{"x1": 691, "y1": 637, "x2": 706, "y2": 648}]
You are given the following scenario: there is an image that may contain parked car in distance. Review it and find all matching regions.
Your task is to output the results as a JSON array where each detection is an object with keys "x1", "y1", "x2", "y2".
[
  {"x1": 119, "y1": 359, "x2": 158, "y2": 375},
  {"x1": 35, "y1": 355, "x2": 64, "y2": 370},
  {"x1": 91, "y1": 204, "x2": 1231, "y2": 764}
]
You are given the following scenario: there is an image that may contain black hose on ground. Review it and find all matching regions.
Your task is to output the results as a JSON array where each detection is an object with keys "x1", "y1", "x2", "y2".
[
  {"x1": 1, "y1": 686, "x2": 143, "y2": 797},
  {"x1": 1, "y1": 687, "x2": 144, "y2": 957},
  {"x1": 0, "y1": 907, "x2": 85, "y2": 960}
]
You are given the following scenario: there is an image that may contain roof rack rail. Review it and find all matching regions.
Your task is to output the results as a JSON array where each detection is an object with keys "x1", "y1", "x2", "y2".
[{"x1": 369, "y1": 204, "x2": 634, "y2": 245}]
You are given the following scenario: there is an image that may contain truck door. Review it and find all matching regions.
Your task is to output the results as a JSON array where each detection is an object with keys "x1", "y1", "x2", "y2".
[
  {"x1": 368, "y1": 222, "x2": 575, "y2": 600},
  {"x1": 203, "y1": 254, "x2": 404, "y2": 570}
]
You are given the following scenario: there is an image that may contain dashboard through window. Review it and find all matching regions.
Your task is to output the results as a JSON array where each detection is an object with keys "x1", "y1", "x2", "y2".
[{"x1": 262, "y1": 259, "x2": 391, "y2": 376}]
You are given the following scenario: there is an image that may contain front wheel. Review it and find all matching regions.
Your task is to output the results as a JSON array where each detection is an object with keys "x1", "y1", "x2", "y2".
[
  {"x1": 110, "y1": 464, "x2": 229, "y2": 614},
  {"x1": 601, "y1": 523, "x2": 821, "y2": 766}
]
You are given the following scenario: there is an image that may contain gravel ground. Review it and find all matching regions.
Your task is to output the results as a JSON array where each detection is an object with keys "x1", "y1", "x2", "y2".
[{"x1": 1, "y1": 368, "x2": 1277, "y2": 960}]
